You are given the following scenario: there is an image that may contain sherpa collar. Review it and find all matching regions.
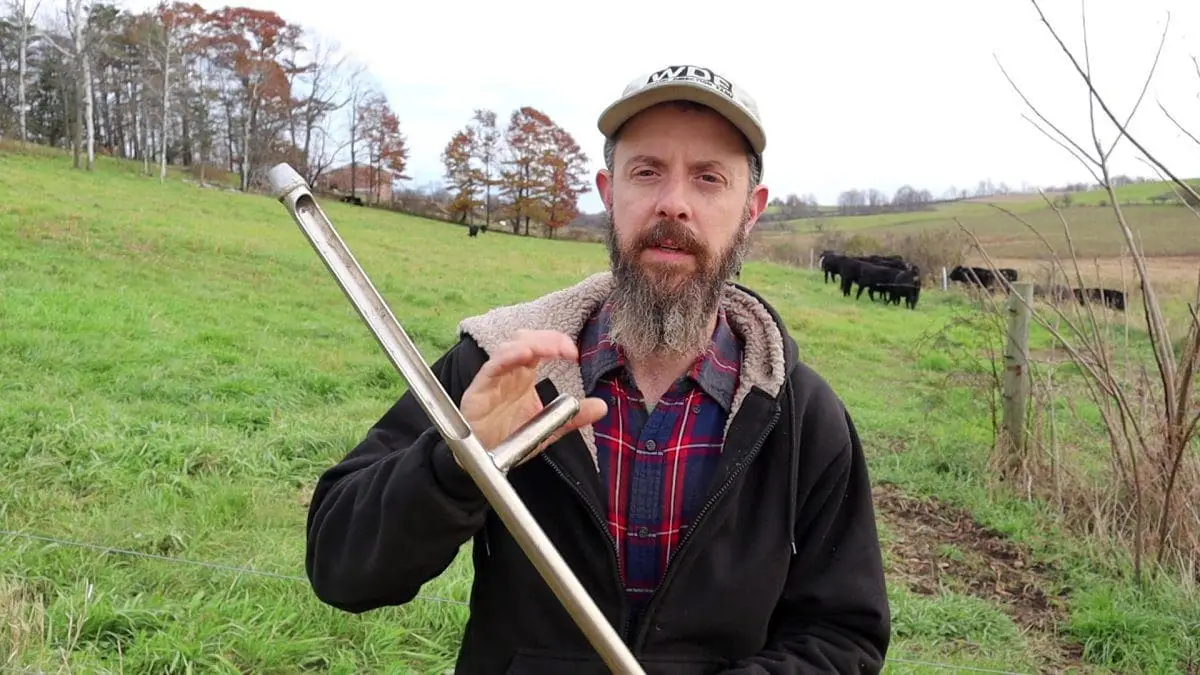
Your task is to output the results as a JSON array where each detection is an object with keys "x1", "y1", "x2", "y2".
[{"x1": 456, "y1": 271, "x2": 788, "y2": 468}]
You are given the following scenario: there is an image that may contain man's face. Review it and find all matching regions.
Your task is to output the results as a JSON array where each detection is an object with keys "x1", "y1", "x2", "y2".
[{"x1": 596, "y1": 102, "x2": 769, "y2": 360}]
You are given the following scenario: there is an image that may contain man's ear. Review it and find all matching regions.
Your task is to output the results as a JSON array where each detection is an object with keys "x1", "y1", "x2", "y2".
[
  {"x1": 743, "y1": 183, "x2": 769, "y2": 235},
  {"x1": 596, "y1": 169, "x2": 613, "y2": 213}
]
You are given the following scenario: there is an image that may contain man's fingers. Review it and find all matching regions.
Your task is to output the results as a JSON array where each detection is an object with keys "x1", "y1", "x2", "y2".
[
  {"x1": 573, "y1": 397, "x2": 608, "y2": 427},
  {"x1": 479, "y1": 330, "x2": 579, "y2": 378},
  {"x1": 478, "y1": 342, "x2": 534, "y2": 378},
  {"x1": 511, "y1": 329, "x2": 578, "y2": 361}
]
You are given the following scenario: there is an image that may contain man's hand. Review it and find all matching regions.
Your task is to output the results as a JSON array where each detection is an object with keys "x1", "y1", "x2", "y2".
[{"x1": 456, "y1": 329, "x2": 607, "y2": 466}]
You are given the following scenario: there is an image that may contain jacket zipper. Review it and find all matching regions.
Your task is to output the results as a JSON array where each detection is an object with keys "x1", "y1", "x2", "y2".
[
  {"x1": 541, "y1": 454, "x2": 633, "y2": 641},
  {"x1": 633, "y1": 403, "x2": 784, "y2": 649}
]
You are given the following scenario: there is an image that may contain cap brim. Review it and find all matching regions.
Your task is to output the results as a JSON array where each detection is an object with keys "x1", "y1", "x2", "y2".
[{"x1": 597, "y1": 82, "x2": 766, "y2": 156}]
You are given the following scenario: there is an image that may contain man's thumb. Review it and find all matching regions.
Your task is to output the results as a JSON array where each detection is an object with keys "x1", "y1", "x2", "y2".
[{"x1": 536, "y1": 397, "x2": 608, "y2": 451}]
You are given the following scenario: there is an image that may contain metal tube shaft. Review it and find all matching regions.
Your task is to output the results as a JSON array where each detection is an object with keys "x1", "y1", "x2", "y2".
[
  {"x1": 266, "y1": 163, "x2": 644, "y2": 675},
  {"x1": 491, "y1": 393, "x2": 580, "y2": 473}
]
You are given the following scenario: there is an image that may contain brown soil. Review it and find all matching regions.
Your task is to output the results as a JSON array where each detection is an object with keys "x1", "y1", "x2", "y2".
[{"x1": 874, "y1": 482, "x2": 1086, "y2": 672}]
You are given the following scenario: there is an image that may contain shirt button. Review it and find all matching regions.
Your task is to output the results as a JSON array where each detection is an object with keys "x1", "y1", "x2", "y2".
[
  {"x1": 691, "y1": 404, "x2": 701, "y2": 414},
  {"x1": 638, "y1": 526, "x2": 650, "y2": 537},
  {"x1": 644, "y1": 440, "x2": 656, "y2": 451}
]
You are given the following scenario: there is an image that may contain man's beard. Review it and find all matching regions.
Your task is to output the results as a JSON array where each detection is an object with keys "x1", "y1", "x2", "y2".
[{"x1": 604, "y1": 204, "x2": 750, "y2": 362}]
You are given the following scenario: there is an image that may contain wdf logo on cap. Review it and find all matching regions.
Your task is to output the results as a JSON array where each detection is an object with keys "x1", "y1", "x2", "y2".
[{"x1": 646, "y1": 65, "x2": 735, "y2": 99}]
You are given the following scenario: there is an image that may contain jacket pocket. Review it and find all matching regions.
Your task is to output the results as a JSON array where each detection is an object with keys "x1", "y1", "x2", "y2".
[{"x1": 505, "y1": 648, "x2": 727, "y2": 675}]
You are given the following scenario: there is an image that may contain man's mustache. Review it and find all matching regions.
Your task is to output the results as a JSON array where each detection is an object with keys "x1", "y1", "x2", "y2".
[{"x1": 633, "y1": 220, "x2": 706, "y2": 257}]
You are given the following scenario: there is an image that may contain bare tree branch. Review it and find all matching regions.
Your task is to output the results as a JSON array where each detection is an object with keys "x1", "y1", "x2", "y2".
[
  {"x1": 1026, "y1": 0, "x2": 1200, "y2": 206},
  {"x1": 1021, "y1": 113, "x2": 1102, "y2": 185},
  {"x1": 994, "y1": 53, "x2": 1100, "y2": 166},
  {"x1": 1104, "y1": 4, "x2": 1169, "y2": 161},
  {"x1": 1156, "y1": 101, "x2": 1200, "y2": 148}
]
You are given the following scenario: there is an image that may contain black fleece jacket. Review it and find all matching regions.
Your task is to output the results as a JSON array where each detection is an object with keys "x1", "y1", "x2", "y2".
[{"x1": 305, "y1": 274, "x2": 891, "y2": 674}]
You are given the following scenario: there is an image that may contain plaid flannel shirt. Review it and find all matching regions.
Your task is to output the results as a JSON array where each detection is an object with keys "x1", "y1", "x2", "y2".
[{"x1": 578, "y1": 300, "x2": 743, "y2": 629}]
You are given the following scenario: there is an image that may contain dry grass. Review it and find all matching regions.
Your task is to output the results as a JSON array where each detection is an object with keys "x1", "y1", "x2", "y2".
[
  {"x1": 974, "y1": 255, "x2": 1200, "y2": 291},
  {"x1": 1, "y1": 577, "x2": 47, "y2": 669}
]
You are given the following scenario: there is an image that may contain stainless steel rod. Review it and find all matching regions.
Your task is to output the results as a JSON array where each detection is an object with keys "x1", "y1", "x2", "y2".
[
  {"x1": 266, "y1": 163, "x2": 645, "y2": 675},
  {"x1": 491, "y1": 393, "x2": 580, "y2": 473}
]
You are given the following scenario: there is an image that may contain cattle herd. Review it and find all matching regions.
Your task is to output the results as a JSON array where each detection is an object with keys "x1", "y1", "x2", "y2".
[
  {"x1": 818, "y1": 251, "x2": 1127, "y2": 312},
  {"x1": 818, "y1": 251, "x2": 924, "y2": 310}
]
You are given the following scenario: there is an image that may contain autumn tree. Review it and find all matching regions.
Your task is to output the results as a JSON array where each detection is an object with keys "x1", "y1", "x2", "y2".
[
  {"x1": 204, "y1": 6, "x2": 302, "y2": 190},
  {"x1": 498, "y1": 105, "x2": 554, "y2": 235},
  {"x1": 3, "y1": 1, "x2": 393, "y2": 196},
  {"x1": 184, "y1": 8, "x2": 221, "y2": 180},
  {"x1": 441, "y1": 127, "x2": 480, "y2": 223},
  {"x1": 541, "y1": 124, "x2": 590, "y2": 236},
  {"x1": 468, "y1": 108, "x2": 501, "y2": 228},
  {"x1": 443, "y1": 104, "x2": 592, "y2": 236},
  {"x1": 357, "y1": 91, "x2": 408, "y2": 204}
]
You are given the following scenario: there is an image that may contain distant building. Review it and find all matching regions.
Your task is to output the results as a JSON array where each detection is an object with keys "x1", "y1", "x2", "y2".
[{"x1": 316, "y1": 163, "x2": 393, "y2": 204}]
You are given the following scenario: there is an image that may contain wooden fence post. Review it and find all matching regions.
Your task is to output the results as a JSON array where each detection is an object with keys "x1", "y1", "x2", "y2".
[{"x1": 1000, "y1": 282, "x2": 1033, "y2": 477}]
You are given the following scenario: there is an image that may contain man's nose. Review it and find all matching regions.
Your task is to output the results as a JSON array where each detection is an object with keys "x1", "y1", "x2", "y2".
[{"x1": 654, "y1": 174, "x2": 692, "y2": 222}]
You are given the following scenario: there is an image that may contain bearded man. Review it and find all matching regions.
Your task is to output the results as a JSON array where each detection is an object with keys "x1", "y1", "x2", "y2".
[{"x1": 305, "y1": 65, "x2": 892, "y2": 674}]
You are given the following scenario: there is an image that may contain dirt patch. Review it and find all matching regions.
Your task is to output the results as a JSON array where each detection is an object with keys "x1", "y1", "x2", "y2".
[{"x1": 874, "y1": 482, "x2": 1084, "y2": 670}]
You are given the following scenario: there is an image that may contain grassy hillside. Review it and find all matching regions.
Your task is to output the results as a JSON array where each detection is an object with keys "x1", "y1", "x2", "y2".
[
  {"x1": 773, "y1": 179, "x2": 1200, "y2": 263},
  {"x1": 2, "y1": 148, "x2": 1198, "y2": 674}
]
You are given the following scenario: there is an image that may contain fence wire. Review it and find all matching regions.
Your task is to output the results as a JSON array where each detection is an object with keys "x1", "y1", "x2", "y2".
[{"x1": 1, "y1": 528, "x2": 1034, "y2": 674}]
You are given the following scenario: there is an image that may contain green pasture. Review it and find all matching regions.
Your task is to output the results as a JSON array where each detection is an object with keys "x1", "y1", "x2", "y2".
[
  {"x1": 778, "y1": 178, "x2": 1200, "y2": 262},
  {"x1": 1, "y1": 148, "x2": 1197, "y2": 673}
]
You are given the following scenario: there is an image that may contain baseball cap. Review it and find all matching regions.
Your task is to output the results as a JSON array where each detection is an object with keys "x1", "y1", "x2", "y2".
[{"x1": 597, "y1": 65, "x2": 766, "y2": 160}]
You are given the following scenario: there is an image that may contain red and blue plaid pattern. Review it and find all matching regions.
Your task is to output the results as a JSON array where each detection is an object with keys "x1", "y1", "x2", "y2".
[{"x1": 578, "y1": 299, "x2": 743, "y2": 629}]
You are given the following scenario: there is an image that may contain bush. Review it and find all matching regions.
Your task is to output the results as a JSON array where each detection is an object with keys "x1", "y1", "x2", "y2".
[{"x1": 880, "y1": 230, "x2": 970, "y2": 284}]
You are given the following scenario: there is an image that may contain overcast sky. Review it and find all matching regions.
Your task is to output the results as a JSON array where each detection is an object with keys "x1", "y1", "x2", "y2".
[{"x1": 117, "y1": 0, "x2": 1200, "y2": 213}]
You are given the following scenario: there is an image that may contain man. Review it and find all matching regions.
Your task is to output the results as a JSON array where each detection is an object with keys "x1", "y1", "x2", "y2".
[{"x1": 305, "y1": 64, "x2": 891, "y2": 674}]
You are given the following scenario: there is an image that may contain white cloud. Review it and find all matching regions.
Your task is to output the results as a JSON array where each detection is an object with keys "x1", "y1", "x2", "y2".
[{"x1": 118, "y1": 0, "x2": 1200, "y2": 212}]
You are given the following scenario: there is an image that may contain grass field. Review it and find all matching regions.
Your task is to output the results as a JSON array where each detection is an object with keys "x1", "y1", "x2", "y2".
[
  {"x1": 772, "y1": 179, "x2": 1200, "y2": 263},
  {"x1": 2, "y1": 147, "x2": 1199, "y2": 674}
]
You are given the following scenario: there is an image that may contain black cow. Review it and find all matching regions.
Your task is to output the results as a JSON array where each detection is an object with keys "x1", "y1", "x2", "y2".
[
  {"x1": 1073, "y1": 287, "x2": 1126, "y2": 312},
  {"x1": 998, "y1": 268, "x2": 1019, "y2": 283},
  {"x1": 837, "y1": 259, "x2": 867, "y2": 298},
  {"x1": 468, "y1": 225, "x2": 480, "y2": 237},
  {"x1": 885, "y1": 267, "x2": 922, "y2": 310},
  {"x1": 863, "y1": 260, "x2": 921, "y2": 310},
  {"x1": 949, "y1": 265, "x2": 997, "y2": 290},
  {"x1": 859, "y1": 254, "x2": 907, "y2": 268},
  {"x1": 841, "y1": 259, "x2": 909, "y2": 303},
  {"x1": 820, "y1": 251, "x2": 846, "y2": 284}
]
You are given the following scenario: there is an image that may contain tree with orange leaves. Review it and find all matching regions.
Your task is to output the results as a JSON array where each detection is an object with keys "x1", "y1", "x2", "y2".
[
  {"x1": 541, "y1": 125, "x2": 591, "y2": 236},
  {"x1": 497, "y1": 106, "x2": 554, "y2": 235},
  {"x1": 442, "y1": 128, "x2": 481, "y2": 224},
  {"x1": 357, "y1": 92, "x2": 410, "y2": 205},
  {"x1": 202, "y1": 6, "x2": 303, "y2": 190}
]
